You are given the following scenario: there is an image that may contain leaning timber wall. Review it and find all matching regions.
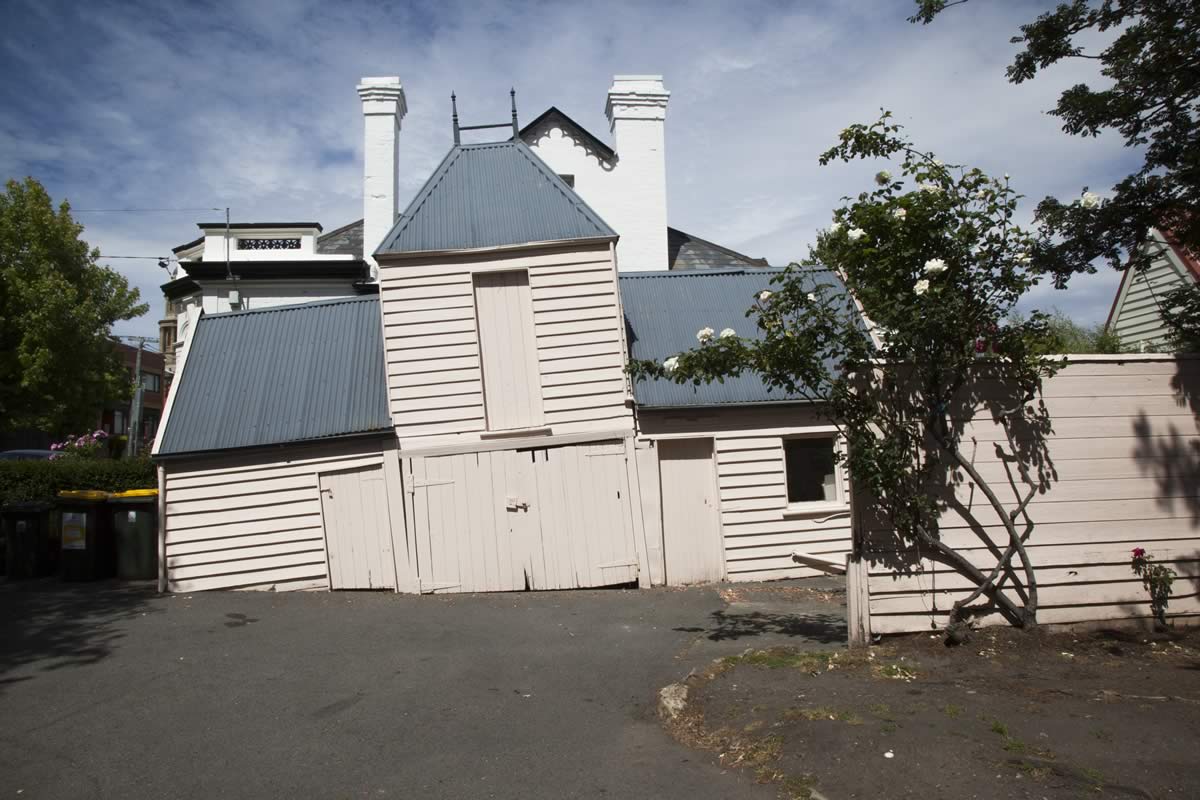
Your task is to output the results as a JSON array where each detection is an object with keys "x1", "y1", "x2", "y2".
[{"x1": 855, "y1": 355, "x2": 1200, "y2": 637}]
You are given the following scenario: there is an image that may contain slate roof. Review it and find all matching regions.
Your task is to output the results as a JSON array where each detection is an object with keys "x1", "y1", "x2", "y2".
[
  {"x1": 376, "y1": 140, "x2": 616, "y2": 256},
  {"x1": 667, "y1": 227, "x2": 769, "y2": 270},
  {"x1": 318, "y1": 219, "x2": 365, "y2": 256},
  {"x1": 620, "y1": 267, "x2": 862, "y2": 408},
  {"x1": 156, "y1": 296, "x2": 391, "y2": 456}
]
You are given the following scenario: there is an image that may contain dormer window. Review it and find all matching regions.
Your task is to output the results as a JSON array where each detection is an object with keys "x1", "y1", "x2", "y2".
[{"x1": 237, "y1": 237, "x2": 301, "y2": 250}]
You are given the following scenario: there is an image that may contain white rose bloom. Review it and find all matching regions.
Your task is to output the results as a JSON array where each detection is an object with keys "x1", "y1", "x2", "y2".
[
  {"x1": 1015, "y1": 252, "x2": 1032, "y2": 265},
  {"x1": 758, "y1": 290, "x2": 773, "y2": 302},
  {"x1": 892, "y1": 207, "x2": 907, "y2": 220},
  {"x1": 919, "y1": 182, "x2": 941, "y2": 194},
  {"x1": 829, "y1": 221, "x2": 844, "y2": 234},
  {"x1": 933, "y1": 159, "x2": 944, "y2": 167},
  {"x1": 1080, "y1": 191, "x2": 1101, "y2": 209},
  {"x1": 663, "y1": 356, "x2": 679, "y2": 375},
  {"x1": 914, "y1": 279, "x2": 931, "y2": 295},
  {"x1": 719, "y1": 327, "x2": 736, "y2": 339},
  {"x1": 696, "y1": 326, "x2": 715, "y2": 343},
  {"x1": 923, "y1": 258, "x2": 948, "y2": 274},
  {"x1": 848, "y1": 227, "x2": 867, "y2": 241},
  {"x1": 875, "y1": 170, "x2": 892, "y2": 185},
  {"x1": 807, "y1": 292, "x2": 817, "y2": 302},
  {"x1": 975, "y1": 189, "x2": 989, "y2": 200}
]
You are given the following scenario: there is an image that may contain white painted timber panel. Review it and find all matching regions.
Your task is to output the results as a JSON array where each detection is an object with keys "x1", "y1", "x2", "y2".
[
  {"x1": 320, "y1": 466, "x2": 397, "y2": 590},
  {"x1": 163, "y1": 439, "x2": 388, "y2": 592},
  {"x1": 474, "y1": 270, "x2": 544, "y2": 430},
  {"x1": 658, "y1": 438, "x2": 724, "y2": 585},
  {"x1": 864, "y1": 360, "x2": 1200, "y2": 634}
]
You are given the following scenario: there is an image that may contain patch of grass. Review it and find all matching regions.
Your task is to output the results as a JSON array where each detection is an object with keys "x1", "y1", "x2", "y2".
[
  {"x1": 1081, "y1": 766, "x2": 1105, "y2": 789},
  {"x1": 873, "y1": 662, "x2": 917, "y2": 681},
  {"x1": 1002, "y1": 736, "x2": 1027, "y2": 754},
  {"x1": 942, "y1": 703, "x2": 963, "y2": 718},
  {"x1": 881, "y1": 721, "x2": 898, "y2": 733},
  {"x1": 729, "y1": 649, "x2": 835, "y2": 671},
  {"x1": 782, "y1": 706, "x2": 863, "y2": 724},
  {"x1": 868, "y1": 702, "x2": 896, "y2": 721},
  {"x1": 779, "y1": 774, "x2": 816, "y2": 799},
  {"x1": 990, "y1": 720, "x2": 1010, "y2": 737},
  {"x1": 1017, "y1": 762, "x2": 1051, "y2": 780}
]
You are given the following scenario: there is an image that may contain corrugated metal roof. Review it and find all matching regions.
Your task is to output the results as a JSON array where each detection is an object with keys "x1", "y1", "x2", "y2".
[
  {"x1": 156, "y1": 296, "x2": 391, "y2": 456},
  {"x1": 620, "y1": 268, "x2": 861, "y2": 408},
  {"x1": 376, "y1": 140, "x2": 616, "y2": 255}
]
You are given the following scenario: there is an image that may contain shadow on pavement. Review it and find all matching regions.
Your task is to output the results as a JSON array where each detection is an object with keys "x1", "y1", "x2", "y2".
[
  {"x1": 0, "y1": 579, "x2": 158, "y2": 693},
  {"x1": 677, "y1": 609, "x2": 847, "y2": 644}
]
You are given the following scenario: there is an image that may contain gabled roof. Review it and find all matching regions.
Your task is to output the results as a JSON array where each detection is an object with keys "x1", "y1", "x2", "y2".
[
  {"x1": 318, "y1": 219, "x2": 365, "y2": 256},
  {"x1": 620, "y1": 267, "x2": 863, "y2": 408},
  {"x1": 668, "y1": 227, "x2": 769, "y2": 270},
  {"x1": 156, "y1": 296, "x2": 391, "y2": 456},
  {"x1": 376, "y1": 140, "x2": 617, "y2": 256},
  {"x1": 519, "y1": 106, "x2": 616, "y2": 162}
]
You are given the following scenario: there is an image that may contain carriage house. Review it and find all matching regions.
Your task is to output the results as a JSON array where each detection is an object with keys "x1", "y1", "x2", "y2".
[{"x1": 151, "y1": 75, "x2": 861, "y2": 593}]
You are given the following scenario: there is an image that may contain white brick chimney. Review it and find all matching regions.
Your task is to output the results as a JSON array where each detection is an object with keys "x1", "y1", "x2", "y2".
[
  {"x1": 606, "y1": 75, "x2": 670, "y2": 272},
  {"x1": 357, "y1": 76, "x2": 407, "y2": 274}
]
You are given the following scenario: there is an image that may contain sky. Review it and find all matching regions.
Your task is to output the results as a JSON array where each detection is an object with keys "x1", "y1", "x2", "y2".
[{"x1": 2, "y1": 0, "x2": 1137, "y2": 342}]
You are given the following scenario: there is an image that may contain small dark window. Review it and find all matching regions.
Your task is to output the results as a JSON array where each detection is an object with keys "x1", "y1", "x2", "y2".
[
  {"x1": 557, "y1": 173, "x2": 575, "y2": 188},
  {"x1": 784, "y1": 437, "x2": 838, "y2": 504}
]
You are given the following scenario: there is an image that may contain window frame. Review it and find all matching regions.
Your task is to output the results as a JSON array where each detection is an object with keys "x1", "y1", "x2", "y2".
[{"x1": 780, "y1": 430, "x2": 848, "y2": 517}]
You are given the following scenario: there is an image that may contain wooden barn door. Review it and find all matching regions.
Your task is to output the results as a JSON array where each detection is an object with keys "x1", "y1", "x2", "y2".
[
  {"x1": 658, "y1": 438, "x2": 724, "y2": 585},
  {"x1": 473, "y1": 270, "x2": 544, "y2": 431},
  {"x1": 319, "y1": 466, "x2": 397, "y2": 590}
]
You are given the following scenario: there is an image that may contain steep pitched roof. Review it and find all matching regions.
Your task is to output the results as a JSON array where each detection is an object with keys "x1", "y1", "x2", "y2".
[
  {"x1": 376, "y1": 140, "x2": 617, "y2": 256},
  {"x1": 518, "y1": 106, "x2": 616, "y2": 162},
  {"x1": 620, "y1": 267, "x2": 863, "y2": 408},
  {"x1": 667, "y1": 227, "x2": 768, "y2": 270},
  {"x1": 156, "y1": 296, "x2": 391, "y2": 456}
]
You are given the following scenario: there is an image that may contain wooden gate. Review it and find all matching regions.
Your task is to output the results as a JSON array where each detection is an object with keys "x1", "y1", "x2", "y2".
[
  {"x1": 404, "y1": 442, "x2": 639, "y2": 593},
  {"x1": 319, "y1": 465, "x2": 397, "y2": 590}
]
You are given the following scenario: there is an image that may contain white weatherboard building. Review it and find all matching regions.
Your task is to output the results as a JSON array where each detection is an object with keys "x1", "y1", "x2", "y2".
[
  {"x1": 152, "y1": 74, "x2": 858, "y2": 593},
  {"x1": 1106, "y1": 227, "x2": 1199, "y2": 351}
]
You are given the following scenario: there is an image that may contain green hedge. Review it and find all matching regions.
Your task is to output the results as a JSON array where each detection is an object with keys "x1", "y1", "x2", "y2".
[{"x1": 0, "y1": 457, "x2": 157, "y2": 506}]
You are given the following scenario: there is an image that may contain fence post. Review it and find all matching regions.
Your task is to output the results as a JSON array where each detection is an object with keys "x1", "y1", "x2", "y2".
[{"x1": 846, "y1": 554, "x2": 872, "y2": 646}]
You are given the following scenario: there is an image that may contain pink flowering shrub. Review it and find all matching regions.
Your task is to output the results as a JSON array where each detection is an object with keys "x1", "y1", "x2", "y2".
[
  {"x1": 1130, "y1": 548, "x2": 1177, "y2": 630},
  {"x1": 49, "y1": 430, "x2": 109, "y2": 459}
]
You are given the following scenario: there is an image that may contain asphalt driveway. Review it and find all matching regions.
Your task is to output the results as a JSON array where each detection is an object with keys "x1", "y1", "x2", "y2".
[{"x1": 0, "y1": 579, "x2": 845, "y2": 799}]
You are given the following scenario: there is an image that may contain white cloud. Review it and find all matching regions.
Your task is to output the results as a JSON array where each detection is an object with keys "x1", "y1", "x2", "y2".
[{"x1": 2, "y1": 0, "x2": 1137, "y2": 339}]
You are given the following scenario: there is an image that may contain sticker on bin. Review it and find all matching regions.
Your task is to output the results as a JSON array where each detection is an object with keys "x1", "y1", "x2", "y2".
[{"x1": 62, "y1": 512, "x2": 87, "y2": 550}]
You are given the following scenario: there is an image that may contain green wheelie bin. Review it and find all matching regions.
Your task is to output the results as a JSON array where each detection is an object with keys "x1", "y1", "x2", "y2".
[
  {"x1": 58, "y1": 491, "x2": 116, "y2": 581},
  {"x1": 109, "y1": 490, "x2": 159, "y2": 580}
]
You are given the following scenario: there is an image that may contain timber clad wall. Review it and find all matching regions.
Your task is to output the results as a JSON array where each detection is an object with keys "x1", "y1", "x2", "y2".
[
  {"x1": 380, "y1": 244, "x2": 633, "y2": 444},
  {"x1": 639, "y1": 406, "x2": 854, "y2": 582},
  {"x1": 863, "y1": 357, "x2": 1200, "y2": 634},
  {"x1": 163, "y1": 438, "x2": 393, "y2": 592},
  {"x1": 1110, "y1": 234, "x2": 1196, "y2": 350}
]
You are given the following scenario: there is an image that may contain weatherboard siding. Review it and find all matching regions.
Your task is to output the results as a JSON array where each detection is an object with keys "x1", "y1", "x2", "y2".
[
  {"x1": 1110, "y1": 233, "x2": 1197, "y2": 351},
  {"x1": 379, "y1": 243, "x2": 634, "y2": 446},
  {"x1": 638, "y1": 406, "x2": 854, "y2": 583},
  {"x1": 162, "y1": 438, "x2": 392, "y2": 592},
  {"x1": 862, "y1": 357, "x2": 1200, "y2": 634}
]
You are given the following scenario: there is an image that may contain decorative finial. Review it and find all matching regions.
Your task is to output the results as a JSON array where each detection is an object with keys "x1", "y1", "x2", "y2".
[
  {"x1": 510, "y1": 88, "x2": 519, "y2": 137},
  {"x1": 451, "y1": 92, "x2": 461, "y2": 145}
]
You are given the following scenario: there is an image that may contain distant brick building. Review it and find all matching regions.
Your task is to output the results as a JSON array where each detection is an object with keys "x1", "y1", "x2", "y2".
[{"x1": 99, "y1": 341, "x2": 167, "y2": 450}]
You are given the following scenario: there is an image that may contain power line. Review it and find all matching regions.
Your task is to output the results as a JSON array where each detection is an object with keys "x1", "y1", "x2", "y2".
[
  {"x1": 73, "y1": 207, "x2": 223, "y2": 213},
  {"x1": 98, "y1": 255, "x2": 172, "y2": 260}
]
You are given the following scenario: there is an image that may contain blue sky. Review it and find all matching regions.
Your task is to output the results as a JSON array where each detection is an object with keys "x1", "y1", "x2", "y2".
[{"x1": 3, "y1": 0, "x2": 1136, "y2": 341}]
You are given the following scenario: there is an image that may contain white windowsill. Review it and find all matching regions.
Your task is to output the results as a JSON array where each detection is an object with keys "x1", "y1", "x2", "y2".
[{"x1": 782, "y1": 502, "x2": 851, "y2": 520}]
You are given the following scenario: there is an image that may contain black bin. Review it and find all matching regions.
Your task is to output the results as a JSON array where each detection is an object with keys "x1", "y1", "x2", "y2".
[
  {"x1": 2, "y1": 502, "x2": 55, "y2": 579},
  {"x1": 58, "y1": 491, "x2": 116, "y2": 581},
  {"x1": 109, "y1": 491, "x2": 159, "y2": 580}
]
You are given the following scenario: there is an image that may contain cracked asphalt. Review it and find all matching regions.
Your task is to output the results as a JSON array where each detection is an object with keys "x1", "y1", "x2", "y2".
[{"x1": 0, "y1": 578, "x2": 845, "y2": 799}]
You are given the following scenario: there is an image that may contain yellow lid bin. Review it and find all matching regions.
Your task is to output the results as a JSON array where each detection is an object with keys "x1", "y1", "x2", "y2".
[
  {"x1": 110, "y1": 489, "x2": 159, "y2": 499},
  {"x1": 57, "y1": 490, "x2": 112, "y2": 501}
]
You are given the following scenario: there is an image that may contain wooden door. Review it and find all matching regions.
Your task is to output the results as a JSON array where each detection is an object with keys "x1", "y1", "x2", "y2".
[
  {"x1": 473, "y1": 270, "x2": 544, "y2": 431},
  {"x1": 319, "y1": 466, "x2": 397, "y2": 590},
  {"x1": 658, "y1": 438, "x2": 724, "y2": 585}
]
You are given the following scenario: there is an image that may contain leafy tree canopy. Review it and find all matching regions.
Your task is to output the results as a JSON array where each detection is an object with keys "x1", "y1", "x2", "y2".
[
  {"x1": 912, "y1": 1, "x2": 1199, "y2": 276},
  {"x1": 631, "y1": 113, "x2": 1064, "y2": 628},
  {"x1": 1012, "y1": 308, "x2": 1124, "y2": 353},
  {"x1": 0, "y1": 177, "x2": 148, "y2": 435}
]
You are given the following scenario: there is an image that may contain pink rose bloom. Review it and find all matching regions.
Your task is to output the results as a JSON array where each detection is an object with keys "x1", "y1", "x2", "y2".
[{"x1": 1132, "y1": 547, "x2": 1146, "y2": 558}]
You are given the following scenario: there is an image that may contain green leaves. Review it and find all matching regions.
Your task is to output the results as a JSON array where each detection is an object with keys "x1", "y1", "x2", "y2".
[
  {"x1": 0, "y1": 457, "x2": 156, "y2": 506},
  {"x1": 0, "y1": 178, "x2": 148, "y2": 435}
]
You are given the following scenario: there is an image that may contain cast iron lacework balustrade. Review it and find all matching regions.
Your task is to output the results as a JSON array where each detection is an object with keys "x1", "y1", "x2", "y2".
[{"x1": 237, "y1": 238, "x2": 301, "y2": 250}]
